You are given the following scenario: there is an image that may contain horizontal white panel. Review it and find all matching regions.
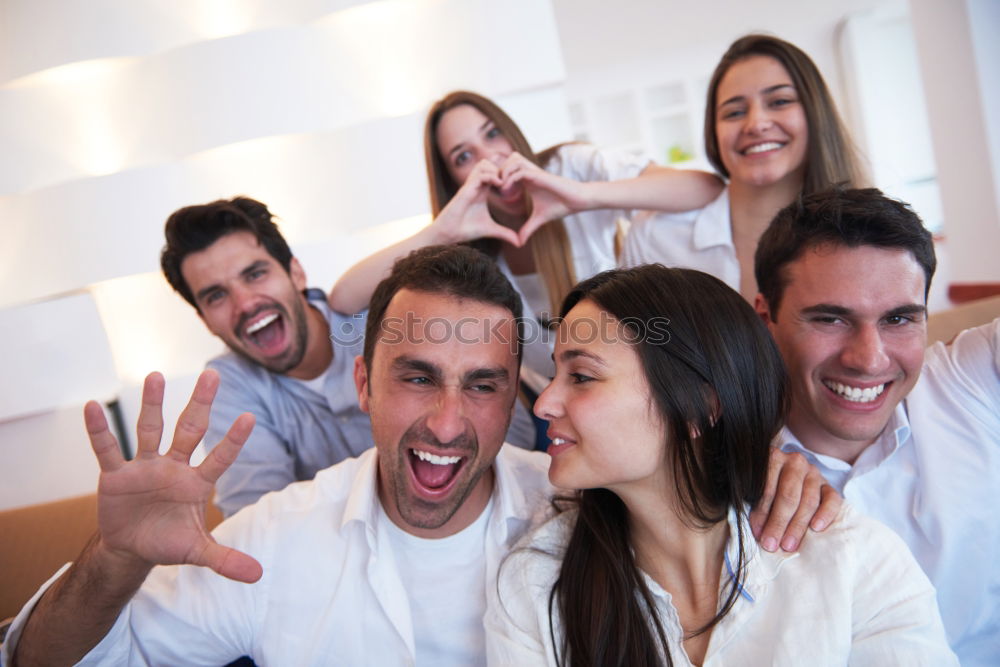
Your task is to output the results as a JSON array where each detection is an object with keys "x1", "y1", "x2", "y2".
[
  {"x1": 0, "y1": 85, "x2": 571, "y2": 309},
  {"x1": 0, "y1": 292, "x2": 119, "y2": 421}
]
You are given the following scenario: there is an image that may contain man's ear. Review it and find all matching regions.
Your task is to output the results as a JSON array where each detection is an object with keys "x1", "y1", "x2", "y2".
[
  {"x1": 290, "y1": 257, "x2": 307, "y2": 292},
  {"x1": 354, "y1": 355, "x2": 370, "y2": 413},
  {"x1": 754, "y1": 293, "x2": 772, "y2": 326}
]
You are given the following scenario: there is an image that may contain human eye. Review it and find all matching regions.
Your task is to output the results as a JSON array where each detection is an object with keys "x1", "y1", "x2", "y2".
[
  {"x1": 486, "y1": 126, "x2": 502, "y2": 139},
  {"x1": 469, "y1": 382, "x2": 497, "y2": 394},
  {"x1": 810, "y1": 314, "x2": 845, "y2": 327},
  {"x1": 570, "y1": 372, "x2": 595, "y2": 384},
  {"x1": 453, "y1": 150, "x2": 472, "y2": 167},
  {"x1": 203, "y1": 289, "x2": 225, "y2": 306},
  {"x1": 403, "y1": 375, "x2": 433, "y2": 387},
  {"x1": 883, "y1": 312, "x2": 922, "y2": 327},
  {"x1": 770, "y1": 96, "x2": 798, "y2": 109},
  {"x1": 719, "y1": 106, "x2": 744, "y2": 121},
  {"x1": 247, "y1": 267, "x2": 267, "y2": 281}
]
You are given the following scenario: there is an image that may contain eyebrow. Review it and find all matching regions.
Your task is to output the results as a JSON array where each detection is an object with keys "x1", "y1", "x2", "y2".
[
  {"x1": 446, "y1": 119, "x2": 494, "y2": 159},
  {"x1": 391, "y1": 356, "x2": 510, "y2": 384},
  {"x1": 718, "y1": 83, "x2": 795, "y2": 108},
  {"x1": 557, "y1": 349, "x2": 608, "y2": 366},
  {"x1": 802, "y1": 303, "x2": 927, "y2": 318}
]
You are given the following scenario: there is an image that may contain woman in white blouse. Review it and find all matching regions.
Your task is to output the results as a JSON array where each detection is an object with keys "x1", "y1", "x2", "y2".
[
  {"x1": 485, "y1": 264, "x2": 955, "y2": 666},
  {"x1": 623, "y1": 34, "x2": 864, "y2": 302}
]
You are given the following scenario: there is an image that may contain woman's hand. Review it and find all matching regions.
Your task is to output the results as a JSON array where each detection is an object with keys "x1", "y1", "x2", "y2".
[
  {"x1": 498, "y1": 153, "x2": 592, "y2": 246},
  {"x1": 431, "y1": 159, "x2": 521, "y2": 247}
]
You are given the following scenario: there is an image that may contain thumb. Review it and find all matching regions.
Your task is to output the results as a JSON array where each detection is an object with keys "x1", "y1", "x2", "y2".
[
  {"x1": 197, "y1": 540, "x2": 263, "y2": 583},
  {"x1": 517, "y1": 214, "x2": 546, "y2": 246}
]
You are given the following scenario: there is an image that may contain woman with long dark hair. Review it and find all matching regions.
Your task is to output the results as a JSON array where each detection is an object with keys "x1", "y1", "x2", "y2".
[
  {"x1": 485, "y1": 265, "x2": 954, "y2": 666},
  {"x1": 623, "y1": 34, "x2": 865, "y2": 302}
]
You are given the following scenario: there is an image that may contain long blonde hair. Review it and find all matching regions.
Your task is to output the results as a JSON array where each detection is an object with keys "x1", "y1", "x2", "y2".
[{"x1": 424, "y1": 90, "x2": 576, "y2": 317}]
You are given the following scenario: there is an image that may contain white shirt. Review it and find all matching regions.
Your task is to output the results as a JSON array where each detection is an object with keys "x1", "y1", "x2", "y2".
[
  {"x1": 499, "y1": 143, "x2": 650, "y2": 387},
  {"x1": 621, "y1": 188, "x2": 740, "y2": 291},
  {"x1": 1, "y1": 446, "x2": 553, "y2": 667},
  {"x1": 777, "y1": 319, "x2": 1000, "y2": 667},
  {"x1": 486, "y1": 505, "x2": 956, "y2": 666}
]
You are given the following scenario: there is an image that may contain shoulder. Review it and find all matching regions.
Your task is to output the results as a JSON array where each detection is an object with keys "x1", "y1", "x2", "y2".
[
  {"x1": 793, "y1": 504, "x2": 923, "y2": 581},
  {"x1": 500, "y1": 509, "x2": 577, "y2": 597}
]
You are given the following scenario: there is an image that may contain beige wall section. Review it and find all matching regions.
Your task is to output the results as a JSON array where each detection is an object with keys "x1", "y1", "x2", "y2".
[{"x1": 908, "y1": 0, "x2": 1000, "y2": 283}]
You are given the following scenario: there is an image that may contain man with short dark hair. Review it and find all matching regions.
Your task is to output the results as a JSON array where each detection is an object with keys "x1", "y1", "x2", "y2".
[
  {"x1": 159, "y1": 196, "x2": 376, "y2": 516},
  {"x1": 159, "y1": 197, "x2": 535, "y2": 516},
  {"x1": 755, "y1": 187, "x2": 1000, "y2": 666}
]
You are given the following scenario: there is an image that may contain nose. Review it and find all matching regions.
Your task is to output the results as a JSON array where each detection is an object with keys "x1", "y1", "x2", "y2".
[
  {"x1": 744, "y1": 101, "x2": 773, "y2": 135},
  {"x1": 230, "y1": 282, "x2": 258, "y2": 314},
  {"x1": 487, "y1": 150, "x2": 506, "y2": 167},
  {"x1": 533, "y1": 382, "x2": 563, "y2": 421},
  {"x1": 840, "y1": 324, "x2": 891, "y2": 376},
  {"x1": 425, "y1": 387, "x2": 468, "y2": 445}
]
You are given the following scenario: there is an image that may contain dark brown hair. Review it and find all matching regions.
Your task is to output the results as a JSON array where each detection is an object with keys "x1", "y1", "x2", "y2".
[
  {"x1": 755, "y1": 187, "x2": 936, "y2": 317},
  {"x1": 362, "y1": 244, "x2": 524, "y2": 370},
  {"x1": 704, "y1": 34, "x2": 863, "y2": 193}
]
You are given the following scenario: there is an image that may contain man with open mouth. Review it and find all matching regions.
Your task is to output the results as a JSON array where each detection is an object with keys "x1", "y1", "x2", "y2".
[
  {"x1": 159, "y1": 197, "x2": 536, "y2": 517},
  {"x1": 755, "y1": 187, "x2": 1000, "y2": 666},
  {"x1": 6, "y1": 245, "x2": 839, "y2": 667}
]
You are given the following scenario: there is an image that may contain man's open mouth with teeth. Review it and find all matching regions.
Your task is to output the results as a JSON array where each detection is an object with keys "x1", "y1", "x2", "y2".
[
  {"x1": 238, "y1": 305, "x2": 289, "y2": 357},
  {"x1": 408, "y1": 447, "x2": 466, "y2": 492},
  {"x1": 822, "y1": 380, "x2": 889, "y2": 404}
]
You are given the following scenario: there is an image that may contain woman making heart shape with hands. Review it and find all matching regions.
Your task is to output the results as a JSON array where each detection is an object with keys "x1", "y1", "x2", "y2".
[{"x1": 329, "y1": 90, "x2": 722, "y2": 386}]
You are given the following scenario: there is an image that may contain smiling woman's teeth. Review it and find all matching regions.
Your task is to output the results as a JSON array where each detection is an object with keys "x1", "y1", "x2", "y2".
[
  {"x1": 246, "y1": 313, "x2": 279, "y2": 335},
  {"x1": 744, "y1": 142, "x2": 782, "y2": 155},
  {"x1": 551, "y1": 438, "x2": 566, "y2": 446},
  {"x1": 412, "y1": 449, "x2": 462, "y2": 465},
  {"x1": 824, "y1": 381, "x2": 886, "y2": 403}
]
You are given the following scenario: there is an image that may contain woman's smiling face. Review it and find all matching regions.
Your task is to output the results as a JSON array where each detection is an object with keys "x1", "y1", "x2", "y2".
[{"x1": 714, "y1": 54, "x2": 809, "y2": 190}]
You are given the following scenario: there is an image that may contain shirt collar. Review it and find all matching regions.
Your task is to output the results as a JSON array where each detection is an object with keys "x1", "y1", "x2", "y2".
[
  {"x1": 691, "y1": 188, "x2": 733, "y2": 251},
  {"x1": 775, "y1": 404, "x2": 912, "y2": 472},
  {"x1": 338, "y1": 444, "x2": 536, "y2": 548}
]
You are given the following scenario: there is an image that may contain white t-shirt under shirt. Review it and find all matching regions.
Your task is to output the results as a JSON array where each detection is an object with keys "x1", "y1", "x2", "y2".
[{"x1": 382, "y1": 497, "x2": 494, "y2": 666}]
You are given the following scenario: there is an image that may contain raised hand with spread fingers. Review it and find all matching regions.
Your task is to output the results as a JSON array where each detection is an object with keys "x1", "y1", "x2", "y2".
[{"x1": 12, "y1": 370, "x2": 259, "y2": 667}]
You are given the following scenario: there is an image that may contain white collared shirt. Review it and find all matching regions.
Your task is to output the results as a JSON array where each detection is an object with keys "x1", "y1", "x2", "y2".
[
  {"x1": 1, "y1": 446, "x2": 553, "y2": 667},
  {"x1": 778, "y1": 319, "x2": 1000, "y2": 666},
  {"x1": 620, "y1": 188, "x2": 740, "y2": 290},
  {"x1": 486, "y1": 505, "x2": 956, "y2": 666}
]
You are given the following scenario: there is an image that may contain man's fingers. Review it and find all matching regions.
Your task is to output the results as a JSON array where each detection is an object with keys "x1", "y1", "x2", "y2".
[
  {"x1": 198, "y1": 413, "x2": 255, "y2": 483},
  {"x1": 85, "y1": 400, "x2": 125, "y2": 473},
  {"x1": 777, "y1": 477, "x2": 822, "y2": 552},
  {"x1": 749, "y1": 449, "x2": 783, "y2": 541},
  {"x1": 810, "y1": 484, "x2": 843, "y2": 532},
  {"x1": 135, "y1": 372, "x2": 166, "y2": 458},
  {"x1": 170, "y1": 369, "x2": 221, "y2": 461},
  {"x1": 197, "y1": 541, "x2": 263, "y2": 584}
]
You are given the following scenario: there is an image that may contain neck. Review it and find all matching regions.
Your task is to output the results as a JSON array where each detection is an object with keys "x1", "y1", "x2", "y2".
[
  {"x1": 786, "y1": 409, "x2": 882, "y2": 465},
  {"x1": 286, "y1": 300, "x2": 332, "y2": 380},
  {"x1": 730, "y1": 178, "x2": 800, "y2": 232}
]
